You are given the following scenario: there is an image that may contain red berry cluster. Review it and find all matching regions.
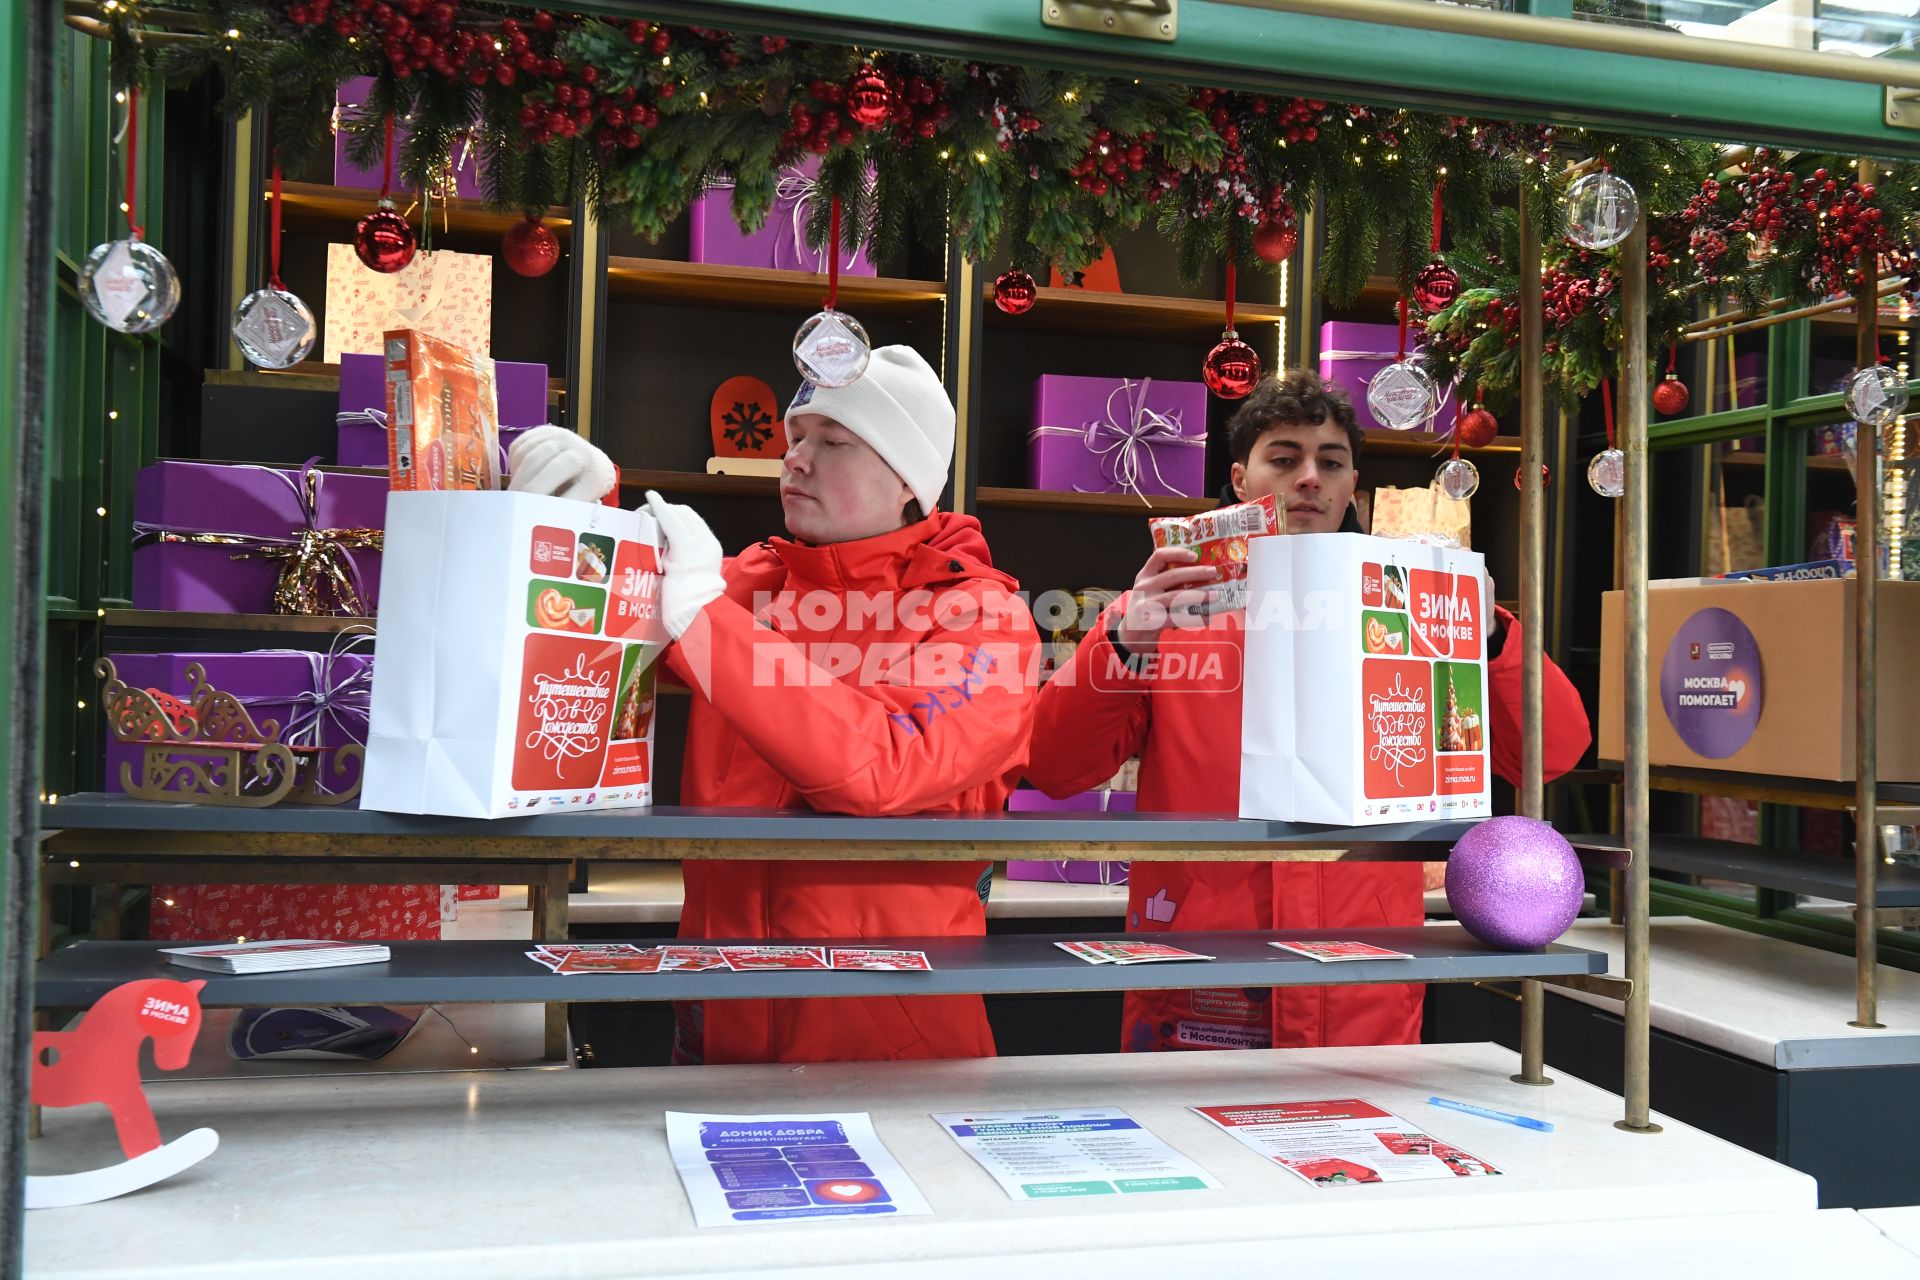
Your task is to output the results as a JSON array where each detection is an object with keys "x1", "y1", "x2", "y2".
[
  {"x1": 1068, "y1": 128, "x2": 1150, "y2": 196},
  {"x1": 286, "y1": 0, "x2": 536, "y2": 83},
  {"x1": 887, "y1": 76, "x2": 952, "y2": 142},
  {"x1": 1273, "y1": 98, "x2": 1328, "y2": 145}
]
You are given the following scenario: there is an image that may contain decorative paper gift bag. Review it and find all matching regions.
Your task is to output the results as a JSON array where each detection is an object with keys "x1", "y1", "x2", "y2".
[
  {"x1": 362, "y1": 491, "x2": 666, "y2": 818},
  {"x1": 324, "y1": 244, "x2": 492, "y2": 365},
  {"x1": 1369, "y1": 484, "x2": 1472, "y2": 547},
  {"x1": 1239, "y1": 532, "x2": 1492, "y2": 826}
]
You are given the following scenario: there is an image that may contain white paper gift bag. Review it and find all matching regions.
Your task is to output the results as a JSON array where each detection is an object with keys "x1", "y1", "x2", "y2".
[
  {"x1": 362, "y1": 491, "x2": 665, "y2": 818},
  {"x1": 324, "y1": 245, "x2": 493, "y2": 365},
  {"x1": 1239, "y1": 532, "x2": 1492, "y2": 826}
]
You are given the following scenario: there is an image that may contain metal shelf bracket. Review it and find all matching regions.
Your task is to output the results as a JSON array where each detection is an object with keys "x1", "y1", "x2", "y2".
[{"x1": 1041, "y1": 0, "x2": 1177, "y2": 42}]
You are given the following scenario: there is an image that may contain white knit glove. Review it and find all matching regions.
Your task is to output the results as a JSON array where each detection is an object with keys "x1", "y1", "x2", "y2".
[
  {"x1": 506, "y1": 426, "x2": 617, "y2": 502},
  {"x1": 645, "y1": 490, "x2": 727, "y2": 639}
]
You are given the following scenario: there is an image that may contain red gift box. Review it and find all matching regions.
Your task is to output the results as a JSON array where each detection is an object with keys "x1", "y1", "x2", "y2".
[{"x1": 148, "y1": 882, "x2": 443, "y2": 942}]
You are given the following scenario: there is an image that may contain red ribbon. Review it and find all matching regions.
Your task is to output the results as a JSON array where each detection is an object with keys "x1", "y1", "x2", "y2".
[
  {"x1": 1430, "y1": 177, "x2": 1445, "y2": 254},
  {"x1": 1396, "y1": 298, "x2": 1410, "y2": 361},
  {"x1": 1224, "y1": 260, "x2": 1237, "y2": 332},
  {"x1": 1451, "y1": 393, "x2": 1463, "y2": 460},
  {"x1": 1602, "y1": 377, "x2": 1615, "y2": 451},
  {"x1": 1665, "y1": 344, "x2": 1677, "y2": 376},
  {"x1": 269, "y1": 164, "x2": 285, "y2": 289},
  {"x1": 124, "y1": 85, "x2": 143, "y2": 239},
  {"x1": 381, "y1": 113, "x2": 395, "y2": 200},
  {"x1": 826, "y1": 194, "x2": 841, "y2": 310}
]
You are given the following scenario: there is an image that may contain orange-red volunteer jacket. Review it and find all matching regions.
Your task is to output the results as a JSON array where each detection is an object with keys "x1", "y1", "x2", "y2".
[
  {"x1": 1025, "y1": 602, "x2": 1590, "y2": 1053},
  {"x1": 664, "y1": 511, "x2": 1039, "y2": 1065}
]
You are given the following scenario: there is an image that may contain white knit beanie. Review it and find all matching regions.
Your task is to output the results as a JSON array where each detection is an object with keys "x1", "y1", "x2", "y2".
[{"x1": 783, "y1": 345, "x2": 954, "y2": 512}]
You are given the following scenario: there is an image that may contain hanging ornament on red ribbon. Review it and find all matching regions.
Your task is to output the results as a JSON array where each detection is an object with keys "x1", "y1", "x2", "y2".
[
  {"x1": 1588, "y1": 377, "x2": 1626, "y2": 498},
  {"x1": 793, "y1": 195, "x2": 872, "y2": 387},
  {"x1": 1652, "y1": 345, "x2": 1690, "y2": 416},
  {"x1": 1202, "y1": 261, "x2": 1260, "y2": 399},
  {"x1": 846, "y1": 65, "x2": 897, "y2": 130},
  {"x1": 503, "y1": 213, "x2": 561, "y2": 278},
  {"x1": 354, "y1": 115, "x2": 418, "y2": 274},
  {"x1": 1368, "y1": 301, "x2": 1439, "y2": 430},
  {"x1": 1457, "y1": 391, "x2": 1499, "y2": 450},
  {"x1": 1411, "y1": 178, "x2": 1459, "y2": 314},
  {"x1": 1252, "y1": 195, "x2": 1299, "y2": 264},
  {"x1": 80, "y1": 85, "x2": 181, "y2": 335},
  {"x1": 231, "y1": 165, "x2": 316, "y2": 369},
  {"x1": 993, "y1": 268, "x2": 1038, "y2": 315},
  {"x1": 1436, "y1": 401, "x2": 1480, "y2": 500}
]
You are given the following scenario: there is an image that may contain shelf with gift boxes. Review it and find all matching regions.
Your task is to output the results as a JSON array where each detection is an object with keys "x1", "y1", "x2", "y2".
[{"x1": 272, "y1": 180, "x2": 574, "y2": 242}]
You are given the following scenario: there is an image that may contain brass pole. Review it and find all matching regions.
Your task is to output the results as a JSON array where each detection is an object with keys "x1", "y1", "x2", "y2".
[
  {"x1": 1617, "y1": 216, "x2": 1660, "y2": 1134},
  {"x1": 1512, "y1": 193, "x2": 1551, "y2": 1088},
  {"x1": 1853, "y1": 156, "x2": 1884, "y2": 1030}
]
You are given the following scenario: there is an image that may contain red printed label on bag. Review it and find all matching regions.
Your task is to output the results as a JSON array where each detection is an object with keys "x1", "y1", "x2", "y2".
[
  {"x1": 1362, "y1": 659, "x2": 1433, "y2": 798},
  {"x1": 1407, "y1": 569, "x2": 1481, "y2": 661},
  {"x1": 606, "y1": 540, "x2": 665, "y2": 643},
  {"x1": 513, "y1": 634, "x2": 621, "y2": 792},
  {"x1": 1437, "y1": 755, "x2": 1485, "y2": 795},
  {"x1": 530, "y1": 526, "x2": 575, "y2": 575},
  {"x1": 1360, "y1": 562, "x2": 1384, "y2": 608}
]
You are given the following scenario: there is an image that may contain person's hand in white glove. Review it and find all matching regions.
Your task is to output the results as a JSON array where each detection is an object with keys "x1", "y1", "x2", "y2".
[
  {"x1": 645, "y1": 490, "x2": 728, "y2": 640},
  {"x1": 506, "y1": 426, "x2": 618, "y2": 502}
]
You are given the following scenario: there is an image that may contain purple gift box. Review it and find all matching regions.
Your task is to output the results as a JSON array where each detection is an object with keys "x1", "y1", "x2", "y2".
[
  {"x1": 690, "y1": 158, "x2": 877, "y2": 276},
  {"x1": 1028, "y1": 375, "x2": 1208, "y2": 499},
  {"x1": 334, "y1": 76, "x2": 486, "y2": 199},
  {"x1": 104, "y1": 648, "x2": 373, "y2": 795},
  {"x1": 132, "y1": 461, "x2": 386, "y2": 616},
  {"x1": 336, "y1": 351, "x2": 549, "y2": 469},
  {"x1": 1004, "y1": 789, "x2": 1135, "y2": 884},
  {"x1": 1319, "y1": 320, "x2": 1458, "y2": 432}
]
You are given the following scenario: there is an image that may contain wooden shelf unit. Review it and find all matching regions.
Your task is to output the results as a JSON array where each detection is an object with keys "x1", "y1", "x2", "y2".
[
  {"x1": 607, "y1": 256, "x2": 947, "y2": 315},
  {"x1": 980, "y1": 283, "x2": 1285, "y2": 340},
  {"x1": 273, "y1": 180, "x2": 571, "y2": 238},
  {"x1": 974, "y1": 486, "x2": 1213, "y2": 516},
  {"x1": 618, "y1": 467, "x2": 780, "y2": 499}
]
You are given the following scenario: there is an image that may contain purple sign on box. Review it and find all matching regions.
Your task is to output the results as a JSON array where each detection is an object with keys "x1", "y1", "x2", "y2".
[
  {"x1": 334, "y1": 76, "x2": 486, "y2": 198},
  {"x1": 690, "y1": 158, "x2": 876, "y2": 275},
  {"x1": 132, "y1": 461, "x2": 386, "y2": 615},
  {"x1": 1659, "y1": 607, "x2": 1763, "y2": 759},
  {"x1": 1029, "y1": 375, "x2": 1207, "y2": 499},
  {"x1": 337, "y1": 351, "x2": 548, "y2": 469},
  {"x1": 103, "y1": 649, "x2": 372, "y2": 794},
  {"x1": 1005, "y1": 788, "x2": 1135, "y2": 884}
]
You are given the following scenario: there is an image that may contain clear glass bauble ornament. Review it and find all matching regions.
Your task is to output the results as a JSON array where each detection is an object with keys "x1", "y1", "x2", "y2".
[
  {"x1": 231, "y1": 285, "x2": 317, "y2": 369},
  {"x1": 1367, "y1": 359, "x2": 1439, "y2": 431},
  {"x1": 792, "y1": 308, "x2": 872, "y2": 387},
  {"x1": 79, "y1": 236, "x2": 180, "y2": 334},
  {"x1": 1563, "y1": 171, "x2": 1640, "y2": 250},
  {"x1": 1436, "y1": 456, "x2": 1480, "y2": 501},
  {"x1": 1844, "y1": 364, "x2": 1909, "y2": 428},
  {"x1": 1587, "y1": 447, "x2": 1626, "y2": 498}
]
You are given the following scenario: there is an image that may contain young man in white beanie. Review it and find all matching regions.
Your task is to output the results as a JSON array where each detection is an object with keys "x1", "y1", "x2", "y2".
[{"x1": 509, "y1": 345, "x2": 1040, "y2": 1065}]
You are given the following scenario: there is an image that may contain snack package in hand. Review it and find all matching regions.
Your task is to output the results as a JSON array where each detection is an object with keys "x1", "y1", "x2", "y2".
[
  {"x1": 384, "y1": 329, "x2": 502, "y2": 492},
  {"x1": 1148, "y1": 493, "x2": 1279, "y2": 613}
]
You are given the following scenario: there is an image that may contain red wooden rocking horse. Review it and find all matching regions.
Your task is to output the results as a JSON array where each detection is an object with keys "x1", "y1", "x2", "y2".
[{"x1": 28, "y1": 977, "x2": 219, "y2": 1208}]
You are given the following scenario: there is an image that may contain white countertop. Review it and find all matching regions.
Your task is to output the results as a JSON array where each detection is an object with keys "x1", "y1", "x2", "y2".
[
  {"x1": 1863, "y1": 1205, "x2": 1920, "y2": 1258},
  {"x1": 25, "y1": 1041, "x2": 1814, "y2": 1279},
  {"x1": 1552, "y1": 919, "x2": 1920, "y2": 1069}
]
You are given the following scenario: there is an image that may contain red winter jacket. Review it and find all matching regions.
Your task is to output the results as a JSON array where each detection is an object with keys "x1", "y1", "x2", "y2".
[
  {"x1": 1025, "y1": 601, "x2": 1590, "y2": 1053},
  {"x1": 664, "y1": 511, "x2": 1039, "y2": 1065}
]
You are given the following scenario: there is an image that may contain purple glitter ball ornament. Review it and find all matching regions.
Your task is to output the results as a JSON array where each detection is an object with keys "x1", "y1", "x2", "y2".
[{"x1": 1444, "y1": 816, "x2": 1584, "y2": 950}]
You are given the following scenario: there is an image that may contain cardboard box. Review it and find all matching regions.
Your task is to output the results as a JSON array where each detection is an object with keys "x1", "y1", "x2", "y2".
[{"x1": 1599, "y1": 579, "x2": 1920, "y2": 782}]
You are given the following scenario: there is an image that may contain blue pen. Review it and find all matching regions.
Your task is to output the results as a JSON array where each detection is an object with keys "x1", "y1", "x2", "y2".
[{"x1": 1427, "y1": 1096, "x2": 1554, "y2": 1133}]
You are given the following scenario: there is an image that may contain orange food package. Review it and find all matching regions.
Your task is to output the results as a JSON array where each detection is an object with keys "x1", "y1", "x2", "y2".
[
  {"x1": 1148, "y1": 492, "x2": 1279, "y2": 613},
  {"x1": 383, "y1": 329, "x2": 502, "y2": 492}
]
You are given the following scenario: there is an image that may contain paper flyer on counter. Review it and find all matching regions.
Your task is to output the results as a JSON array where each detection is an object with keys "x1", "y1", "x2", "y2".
[
  {"x1": 933, "y1": 1107, "x2": 1222, "y2": 1201},
  {"x1": 1193, "y1": 1099, "x2": 1501, "y2": 1187},
  {"x1": 665, "y1": 1111, "x2": 932, "y2": 1228}
]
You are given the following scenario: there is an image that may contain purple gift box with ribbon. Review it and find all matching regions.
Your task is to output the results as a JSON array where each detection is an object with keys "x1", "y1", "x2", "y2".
[
  {"x1": 1028, "y1": 375, "x2": 1208, "y2": 499},
  {"x1": 103, "y1": 645, "x2": 373, "y2": 795},
  {"x1": 132, "y1": 461, "x2": 386, "y2": 616},
  {"x1": 689, "y1": 158, "x2": 877, "y2": 275},
  {"x1": 1319, "y1": 320, "x2": 1457, "y2": 432},
  {"x1": 334, "y1": 76, "x2": 486, "y2": 198},
  {"x1": 336, "y1": 351, "x2": 548, "y2": 469},
  {"x1": 1005, "y1": 789, "x2": 1135, "y2": 884}
]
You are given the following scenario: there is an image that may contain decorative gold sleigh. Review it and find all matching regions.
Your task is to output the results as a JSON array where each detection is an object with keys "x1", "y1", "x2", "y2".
[{"x1": 95, "y1": 658, "x2": 365, "y2": 807}]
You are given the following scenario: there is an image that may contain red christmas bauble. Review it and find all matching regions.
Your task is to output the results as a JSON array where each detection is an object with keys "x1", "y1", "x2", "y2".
[
  {"x1": 1653, "y1": 376, "x2": 1691, "y2": 416},
  {"x1": 1412, "y1": 259, "x2": 1461, "y2": 314},
  {"x1": 503, "y1": 214, "x2": 561, "y2": 278},
  {"x1": 354, "y1": 205, "x2": 417, "y2": 274},
  {"x1": 1457, "y1": 407, "x2": 1499, "y2": 449},
  {"x1": 993, "y1": 269, "x2": 1037, "y2": 315},
  {"x1": 1252, "y1": 213, "x2": 1299, "y2": 264},
  {"x1": 1514, "y1": 463, "x2": 1550, "y2": 491},
  {"x1": 846, "y1": 66, "x2": 895, "y2": 130},
  {"x1": 1203, "y1": 333, "x2": 1261, "y2": 399}
]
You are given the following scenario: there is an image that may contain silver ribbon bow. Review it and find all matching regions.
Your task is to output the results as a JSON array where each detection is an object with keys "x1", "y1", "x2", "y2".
[{"x1": 241, "y1": 627, "x2": 377, "y2": 749}]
